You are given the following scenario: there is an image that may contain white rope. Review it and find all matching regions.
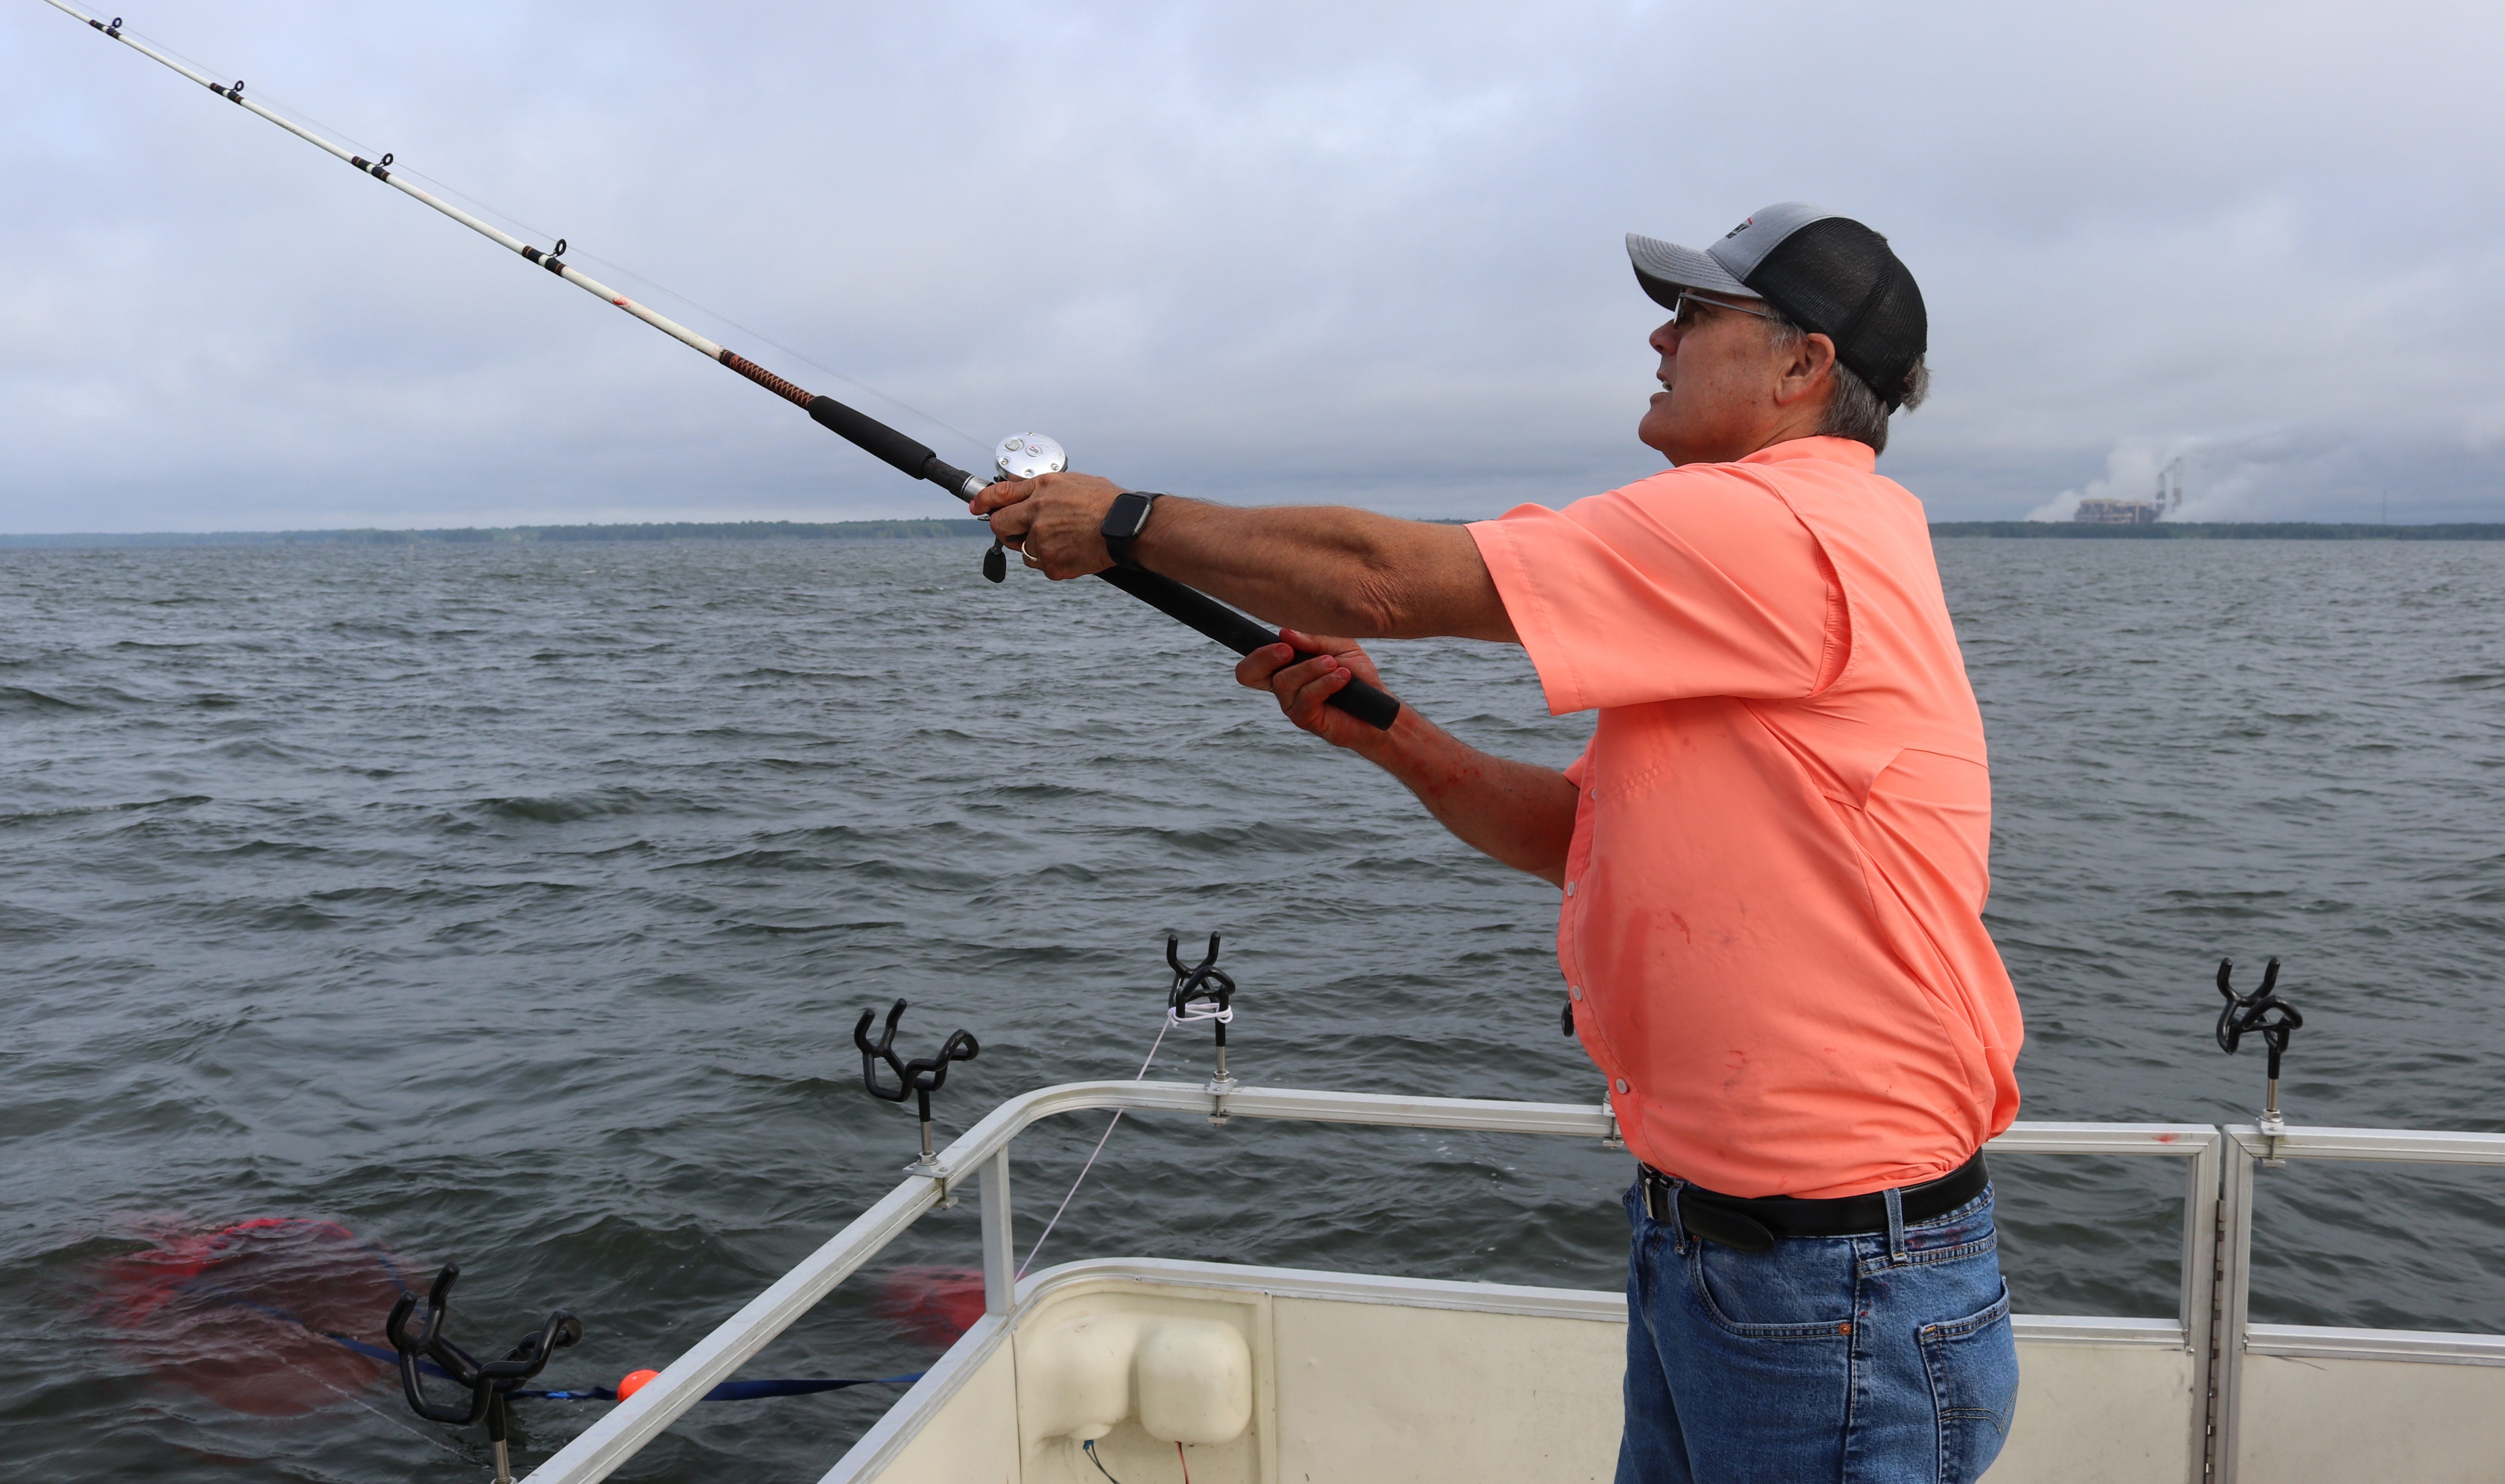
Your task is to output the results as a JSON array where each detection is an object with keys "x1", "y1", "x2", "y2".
[{"x1": 1016, "y1": 1016, "x2": 1175, "y2": 1280}]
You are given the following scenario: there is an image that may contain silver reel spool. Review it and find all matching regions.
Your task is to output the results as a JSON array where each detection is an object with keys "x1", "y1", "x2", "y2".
[
  {"x1": 981, "y1": 434, "x2": 1066, "y2": 582},
  {"x1": 994, "y1": 433, "x2": 1066, "y2": 482}
]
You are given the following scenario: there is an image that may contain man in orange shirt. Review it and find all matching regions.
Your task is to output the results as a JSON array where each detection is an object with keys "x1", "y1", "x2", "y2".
[{"x1": 979, "y1": 203, "x2": 2024, "y2": 1484}]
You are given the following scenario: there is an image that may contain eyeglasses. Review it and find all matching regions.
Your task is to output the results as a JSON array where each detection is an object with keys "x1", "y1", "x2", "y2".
[{"x1": 1671, "y1": 289, "x2": 1778, "y2": 330}]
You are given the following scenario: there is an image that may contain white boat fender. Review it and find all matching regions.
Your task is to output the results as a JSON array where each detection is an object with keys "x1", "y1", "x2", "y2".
[{"x1": 1021, "y1": 1312, "x2": 1254, "y2": 1446}]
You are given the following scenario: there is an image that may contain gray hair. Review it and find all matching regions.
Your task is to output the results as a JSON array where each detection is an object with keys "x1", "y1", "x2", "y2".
[{"x1": 1760, "y1": 313, "x2": 1928, "y2": 456}]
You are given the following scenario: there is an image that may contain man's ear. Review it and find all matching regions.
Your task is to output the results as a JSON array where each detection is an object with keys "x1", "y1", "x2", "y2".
[{"x1": 1774, "y1": 331, "x2": 1837, "y2": 407}]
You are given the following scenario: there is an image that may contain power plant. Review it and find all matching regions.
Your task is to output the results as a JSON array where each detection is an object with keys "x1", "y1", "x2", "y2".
[{"x1": 2076, "y1": 456, "x2": 2185, "y2": 524}]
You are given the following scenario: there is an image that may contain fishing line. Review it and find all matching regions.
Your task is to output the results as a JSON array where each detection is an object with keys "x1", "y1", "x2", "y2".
[
  {"x1": 317, "y1": 161, "x2": 990, "y2": 457},
  {"x1": 45, "y1": 0, "x2": 1404, "y2": 729},
  {"x1": 1018, "y1": 1014, "x2": 1175, "y2": 1280},
  {"x1": 347, "y1": 1390, "x2": 471, "y2": 1458},
  {"x1": 84, "y1": 17, "x2": 986, "y2": 458},
  {"x1": 1022, "y1": 935, "x2": 1242, "y2": 1277}
]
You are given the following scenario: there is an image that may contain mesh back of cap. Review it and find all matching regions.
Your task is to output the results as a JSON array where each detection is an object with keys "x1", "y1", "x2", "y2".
[{"x1": 1743, "y1": 218, "x2": 1927, "y2": 408}]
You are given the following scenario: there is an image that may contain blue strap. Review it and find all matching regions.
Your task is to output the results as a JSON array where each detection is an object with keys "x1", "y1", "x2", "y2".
[
  {"x1": 182, "y1": 1278, "x2": 922, "y2": 1402},
  {"x1": 516, "y1": 1375, "x2": 925, "y2": 1401}
]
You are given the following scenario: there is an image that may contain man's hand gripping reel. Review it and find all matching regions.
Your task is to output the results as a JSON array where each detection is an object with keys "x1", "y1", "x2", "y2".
[
  {"x1": 385, "y1": 1263, "x2": 582, "y2": 1484},
  {"x1": 1167, "y1": 933, "x2": 1240, "y2": 1117},
  {"x1": 855, "y1": 998, "x2": 981, "y2": 1179},
  {"x1": 2215, "y1": 956, "x2": 2304, "y2": 1165},
  {"x1": 981, "y1": 434, "x2": 1068, "y2": 582}
]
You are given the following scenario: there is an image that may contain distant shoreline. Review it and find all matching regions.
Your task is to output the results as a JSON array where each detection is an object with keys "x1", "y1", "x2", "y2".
[
  {"x1": 3, "y1": 517, "x2": 2502, "y2": 548},
  {"x1": 0, "y1": 519, "x2": 995, "y2": 549},
  {"x1": 1929, "y1": 521, "x2": 2505, "y2": 540}
]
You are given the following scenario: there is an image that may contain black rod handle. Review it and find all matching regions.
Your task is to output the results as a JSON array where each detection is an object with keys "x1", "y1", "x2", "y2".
[
  {"x1": 788, "y1": 386, "x2": 1400, "y2": 731},
  {"x1": 1093, "y1": 565, "x2": 1400, "y2": 730},
  {"x1": 806, "y1": 394, "x2": 936, "y2": 482}
]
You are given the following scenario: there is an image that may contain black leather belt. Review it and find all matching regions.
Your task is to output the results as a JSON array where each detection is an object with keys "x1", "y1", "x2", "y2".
[{"x1": 1641, "y1": 1152, "x2": 1989, "y2": 1253}]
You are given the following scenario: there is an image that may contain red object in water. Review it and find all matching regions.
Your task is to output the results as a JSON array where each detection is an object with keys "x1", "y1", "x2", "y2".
[
  {"x1": 615, "y1": 1367, "x2": 661, "y2": 1400},
  {"x1": 97, "y1": 1217, "x2": 411, "y2": 1416},
  {"x1": 873, "y1": 1266, "x2": 985, "y2": 1345}
]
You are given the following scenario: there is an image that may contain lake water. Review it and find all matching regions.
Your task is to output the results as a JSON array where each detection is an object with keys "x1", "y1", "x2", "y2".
[{"x1": 3, "y1": 536, "x2": 2500, "y2": 1481}]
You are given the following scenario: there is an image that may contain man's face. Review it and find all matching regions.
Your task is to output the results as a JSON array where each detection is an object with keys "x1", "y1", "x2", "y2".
[{"x1": 1637, "y1": 295, "x2": 1791, "y2": 465}]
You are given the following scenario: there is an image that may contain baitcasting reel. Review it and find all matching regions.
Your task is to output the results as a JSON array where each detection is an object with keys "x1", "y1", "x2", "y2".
[{"x1": 981, "y1": 433, "x2": 1068, "y2": 582}]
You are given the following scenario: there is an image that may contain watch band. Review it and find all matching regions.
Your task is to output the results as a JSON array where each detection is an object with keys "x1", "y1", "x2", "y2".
[{"x1": 1101, "y1": 490, "x2": 1163, "y2": 570}]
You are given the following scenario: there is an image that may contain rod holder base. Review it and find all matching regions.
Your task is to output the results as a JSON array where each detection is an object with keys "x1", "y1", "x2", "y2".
[
  {"x1": 904, "y1": 1159, "x2": 957, "y2": 1206},
  {"x1": 2258, "y1": 1108, "x2": 2288, "y2": 1168}
]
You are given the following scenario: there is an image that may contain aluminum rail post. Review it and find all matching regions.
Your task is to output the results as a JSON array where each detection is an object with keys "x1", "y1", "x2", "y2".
[
  {"x1": 979, "y1": 1151, "x2": 1015, "y2": 1317},
  {"x1": 2212, "y1": 1126, "x2": 2262, "y2": 1484},
  {"x1": 2180, "y1": 1134, "x2": 2222, "y2": 1484}
]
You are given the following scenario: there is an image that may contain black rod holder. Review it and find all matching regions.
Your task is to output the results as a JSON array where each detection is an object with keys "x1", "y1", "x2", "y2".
[
  {"x1": 385, "y1": 1264, "x2": 581, "y2": 1484},
  {"x1": 2215, "y1": 956, "x2": 2304, "y2": 1165},
  {"x1": 854, "y1": 998, "x2": 980, "y2": 1175},
  {"x1": 1165, "y1": 933, "x2": 1240, "y2": 1119}
]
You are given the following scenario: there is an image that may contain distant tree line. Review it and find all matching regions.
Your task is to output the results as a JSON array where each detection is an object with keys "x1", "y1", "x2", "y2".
[
  {"x1": 0, "y1": 520, "x2": 994, "y2": 548},
  {"x1": 8, "y1": 518, "x2": 2502, "y2": 549},
  {"x1": 1928, "y1": 521, "x2": 2505, "y2": 541}
]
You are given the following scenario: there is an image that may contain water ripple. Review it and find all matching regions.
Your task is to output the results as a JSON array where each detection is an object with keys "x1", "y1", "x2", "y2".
[{"x1": 0, "y1": 536, "x2": 2498, "y2": 1480}]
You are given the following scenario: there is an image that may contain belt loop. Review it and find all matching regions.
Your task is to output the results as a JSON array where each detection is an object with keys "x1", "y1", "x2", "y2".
[
  {"x1": 1883, "y1": 1185, "x2": 1908, "y2": 1264},
  {"x1": 1646, "y1": 1169, "x2": 1690, "y2": 1255}
]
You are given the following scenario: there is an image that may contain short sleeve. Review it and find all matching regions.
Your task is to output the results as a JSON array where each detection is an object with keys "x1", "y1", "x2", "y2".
[{"x1": 1468, "y1": 468, "x2": 1837, "y2": 714}]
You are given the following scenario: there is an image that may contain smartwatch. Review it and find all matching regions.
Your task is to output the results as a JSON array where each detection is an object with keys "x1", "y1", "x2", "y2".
[{"x1": 1101, "y1": 491, "x2": 1163, "y2": 570}]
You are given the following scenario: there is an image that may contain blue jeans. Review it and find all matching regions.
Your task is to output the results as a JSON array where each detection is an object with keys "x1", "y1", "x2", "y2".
[{"x1": 1617, "y1": 1179, "x2": 2019, "y2": 1484}]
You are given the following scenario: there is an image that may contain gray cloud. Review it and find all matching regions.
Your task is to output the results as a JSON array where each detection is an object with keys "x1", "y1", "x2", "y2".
[{"x1": 7, "y1": 0, "x2": 2502, "y2": 531}]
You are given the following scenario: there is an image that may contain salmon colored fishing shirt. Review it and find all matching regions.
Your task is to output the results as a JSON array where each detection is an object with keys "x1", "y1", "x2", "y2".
[{"x1": 1469, "y1": 437, "x2": 2023, "y2": 1200}]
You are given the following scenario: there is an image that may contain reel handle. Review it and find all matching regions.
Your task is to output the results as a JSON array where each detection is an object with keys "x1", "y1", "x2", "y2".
[{"x1": 980, "y1": 434, "x2": 1401, "y2": 731}]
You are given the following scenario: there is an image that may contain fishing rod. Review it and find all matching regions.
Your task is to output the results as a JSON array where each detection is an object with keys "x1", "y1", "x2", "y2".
[{"x1": 44, "y1": 2, "x2": 1401, "y2": 731}]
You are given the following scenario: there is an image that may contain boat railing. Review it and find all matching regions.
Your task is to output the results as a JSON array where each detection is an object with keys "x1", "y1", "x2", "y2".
[
  {"x1": 2211, "y1": 1123, "x2": 2505, "y2": 1483},
  {"x1": 519, "y1": 1081, "x2": 2498, "y2": 1484}
]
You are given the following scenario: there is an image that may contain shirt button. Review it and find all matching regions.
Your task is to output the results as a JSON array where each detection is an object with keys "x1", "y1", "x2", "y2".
[
  {"x1": 1565, "y1": 881, "x2": 1575, "y2": 897},
  {"x1": 1569, "y1": 984, "x2": 1582, "y2": 1000},
  {"x1": 1614, "y1": 1078, "x2": 1630, "y2": 1094}
]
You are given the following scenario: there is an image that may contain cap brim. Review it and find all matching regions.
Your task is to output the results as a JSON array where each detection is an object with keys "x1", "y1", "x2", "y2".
[{"x1": 1625, "y1": 231, "x2": 1755, "y2": 309}]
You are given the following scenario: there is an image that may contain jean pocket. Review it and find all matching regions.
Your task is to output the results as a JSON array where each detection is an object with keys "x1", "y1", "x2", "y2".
[
  {"x1": 1918, "y1": 1280, "x2": 2017, "y2": 1484},
  {"x1": 1687, "y1": 1238, "x2": 1858, "y2": 1341}
]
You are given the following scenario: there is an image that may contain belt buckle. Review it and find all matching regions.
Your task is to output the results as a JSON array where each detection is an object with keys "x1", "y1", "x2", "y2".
[
  {"x1": 1641, "y1": 1168, "x2": 1675, "y2": 1223},
  {"x1": 1643, "y1": 1170, "x2": 1775, "y2": 1251}
]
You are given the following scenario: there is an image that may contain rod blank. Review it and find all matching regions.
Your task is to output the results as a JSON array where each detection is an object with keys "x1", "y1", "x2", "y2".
[{"x1": 46, "y1": 0, "x2": 1400, "y2": 730}]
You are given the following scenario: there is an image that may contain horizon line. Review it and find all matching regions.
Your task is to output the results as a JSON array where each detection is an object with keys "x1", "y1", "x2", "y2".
[{"x1": 3, "y1": 516, "x2": 2504, "y2": 546}]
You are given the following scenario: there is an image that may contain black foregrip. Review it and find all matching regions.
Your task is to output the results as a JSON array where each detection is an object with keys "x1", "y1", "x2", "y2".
[
  {"x1": 922, "y1": 458, "x2": 976, "y2": 497},
  {"x1": 807, "y1": 395, "x2": 938, "y2": 481},
  {"x1": 1092, "y1": 566, "x2": 1401, "y2": 731},
  {"x1": 789, "y1": 390, "x2": 1396, "y2": 728}
]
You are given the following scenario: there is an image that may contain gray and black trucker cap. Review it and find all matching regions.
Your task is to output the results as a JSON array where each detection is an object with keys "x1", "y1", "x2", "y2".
[{"x1": 1627, "y1": 202, "x2": 1928, "y2": 409}]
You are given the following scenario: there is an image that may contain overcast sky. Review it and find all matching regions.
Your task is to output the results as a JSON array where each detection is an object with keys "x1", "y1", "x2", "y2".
[{"x1": 9, "y1": 0, "x2": 2502, "y2": 531}]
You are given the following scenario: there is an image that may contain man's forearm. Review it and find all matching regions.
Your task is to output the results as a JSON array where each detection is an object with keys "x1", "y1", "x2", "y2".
[
  {"x1": 1134, "y1": 498, "x2": 1518, "y2": 644},
  {"x1": 1350, "y1": 704, "x2": 1577, "y2": 885}
]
